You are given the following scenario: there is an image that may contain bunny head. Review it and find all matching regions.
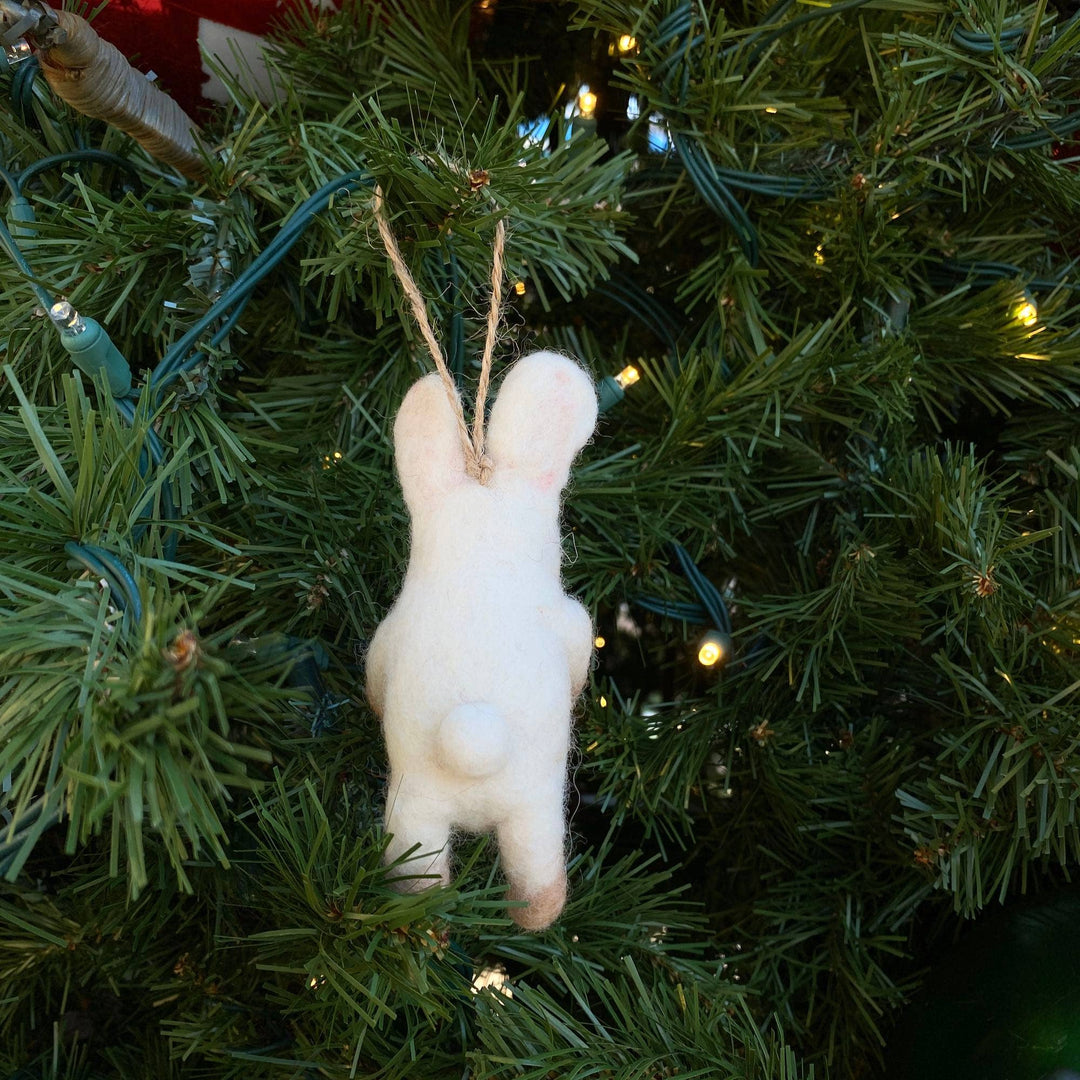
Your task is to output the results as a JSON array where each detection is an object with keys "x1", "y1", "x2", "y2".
[{"x1": 393, "y1": 351, "x2": 597, "y2": 557}]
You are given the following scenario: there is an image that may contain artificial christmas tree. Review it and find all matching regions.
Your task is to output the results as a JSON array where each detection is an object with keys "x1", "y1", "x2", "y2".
[{"x1": 1, "y1": 0, "x2": 1080, "y2": 1077}]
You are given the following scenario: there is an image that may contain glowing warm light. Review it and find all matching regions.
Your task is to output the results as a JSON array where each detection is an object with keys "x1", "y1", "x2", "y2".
[
  {"x1": 697, "y1": 630, "x2": 730, "y2": 668},
  {"x1": 472, "y1": 966, "x2": 513, "y2": 997},
  {"x1": 514, "y1": 280, "x2": 526, "y2": 296},
  {"x1": 698, "y1": 640, "x2": 723, "y2": 666},
  {"x1": 594, "y1": 635, "x2": 606, "y2": 648},
  {"x1": 614, "y1": 364, "x2": 640, "y2": 389},
  {"x1": 578, "y1": 90, "x2": 598, "y2": 117},
  {"x1": 1014, "y1": 299, "x2": 1038, "y2": 327},
  {"x1": 599, "y1": 695, "x2": 608, "y2": 707},
  {"x1": 765, "y1": 106, "x2": 778, "y2": 114},
  {"x1": 618, "y1": 34, "x2": 637, "y2": 52},
  {"x1": 813, "y1": 245, "x2": 825, "y2": 266}
]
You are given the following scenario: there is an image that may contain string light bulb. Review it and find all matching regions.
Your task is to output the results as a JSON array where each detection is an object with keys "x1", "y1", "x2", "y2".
[
  {"x1": 578, "y1": 89, "x2": 598, "y2": 118},
  {"x1": 1013, "y1": 297, "x2": 1038, "y2": 327},
  {"x1": 48, "y1": 300, "x2": 132, "y2": 398},
  {"x1": 49, "y1": 300, "x2": 83, "y2": 333},
  {"x1": 594, "y1": 635, "x2": 606, "y2": 648},
  {"x1": 472, "y1": 966, "x2": 513, "y2": 997},
  {"x1": 618, "y1": 34, "x2": 637, "y2": 52},
  {"x1": 598, "y1": 363, "x2": 642, "y2": 412},
  {"x1": 514, "y1": 280, "x2": 526, "y2": 296},
  {"x1": 697, "y1": 630, "x2": 732, "y2": 668}
]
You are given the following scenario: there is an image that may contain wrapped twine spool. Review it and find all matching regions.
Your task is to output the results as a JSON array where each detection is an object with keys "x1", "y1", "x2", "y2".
[{"x1": 38, "y1": 10, "x2": 206, "y2": 180}]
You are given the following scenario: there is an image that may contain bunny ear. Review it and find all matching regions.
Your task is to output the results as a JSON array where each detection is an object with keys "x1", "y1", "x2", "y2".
[
  {"x1": 486, "y1": 351, "x2": 597, "y2": 494},
  {"x1": 393, "y1": 372, "x2": 467, "y2": 510}
]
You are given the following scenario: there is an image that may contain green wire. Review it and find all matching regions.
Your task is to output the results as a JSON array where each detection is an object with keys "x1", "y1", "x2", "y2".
[
  {"x1": 745, "y1": 0, "x2": 878, "y2": 60},
  {"x1": 0, "y1": 214, "x2": 52, "y2": 309},
  {"x1": 64, "y1": 541, "x2": 143, "y2": 625},
  {"x1": 0, "y1": 165, "x2": 19, "y2": 197},
  {"x1": 674, "y1": 133, "x2": 758, "y2": 265},
  {"x1": 150, "y1": 170, "x2": 372, "y2": 394},
  {"x1": 10, "y1": 55, "x2": 39, "y2": 124},
  {"x1": 18, "y1": 149, "x2": 142, "y2": 189}
]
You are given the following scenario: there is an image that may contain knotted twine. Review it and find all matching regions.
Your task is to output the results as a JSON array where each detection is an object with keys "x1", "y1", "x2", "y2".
[{"x1": 372, "y1": 186, "x2": 506, "y2": 485}]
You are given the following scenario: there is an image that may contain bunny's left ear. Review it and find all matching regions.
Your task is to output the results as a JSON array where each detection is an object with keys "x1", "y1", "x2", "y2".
[
  {"x1": 486, "y1": 351, "x2": 597, "y2": 494},
  {"x1": 393, "y1": 372, "x2": 468, "y2": 512}
]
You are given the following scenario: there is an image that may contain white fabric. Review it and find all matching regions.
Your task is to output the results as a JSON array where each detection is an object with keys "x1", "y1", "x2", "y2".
[{"x1": 366, "y1": 351, "x2": 597, "y2": 929}]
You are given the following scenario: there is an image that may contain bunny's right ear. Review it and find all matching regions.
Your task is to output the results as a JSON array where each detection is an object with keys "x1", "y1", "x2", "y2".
[
  {"x1": 486, "y1": 351, "x2": 597, "y2": 496},
  {"x1": 393, "y1": 373, "x2": 467, "y2": 511}
]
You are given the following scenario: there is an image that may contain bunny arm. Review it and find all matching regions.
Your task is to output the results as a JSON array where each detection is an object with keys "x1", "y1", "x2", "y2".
[
  {"x1": 364, "y1": 618, "x2": 390, "y2": 718},
  {"x1": 539, "y1": 596, "x2": 593, "y2": 698}
]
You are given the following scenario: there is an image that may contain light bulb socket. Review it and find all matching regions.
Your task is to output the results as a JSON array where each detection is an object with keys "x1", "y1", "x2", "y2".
[
  {"x1": 54, "y1": 311, "x2": 133, "y2": 397},
  {"x1": 571, "y1": 115, "x2": 597, "y2": 140},
  {"x1": 597, "y1": 374, "x2": 624, "y2": 414}
]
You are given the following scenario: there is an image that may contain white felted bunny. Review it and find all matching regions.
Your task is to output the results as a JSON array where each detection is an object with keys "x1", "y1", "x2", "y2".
[{"x1": 365, "y1": 350, "x2": 597, "y2": 930}]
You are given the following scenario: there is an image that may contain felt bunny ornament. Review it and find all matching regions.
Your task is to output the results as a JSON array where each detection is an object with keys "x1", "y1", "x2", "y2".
[{"x1": 365, "y1": 350, "x2": 597, "y2": 930}]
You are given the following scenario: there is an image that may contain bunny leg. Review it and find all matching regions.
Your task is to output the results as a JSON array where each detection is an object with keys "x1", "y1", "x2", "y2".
[
  {"x1": 498, "y1": 799, "x2": 567, "y2": 931},
  {"x1": 383, "y1": 782, "x2": 452, "y2": 890}
]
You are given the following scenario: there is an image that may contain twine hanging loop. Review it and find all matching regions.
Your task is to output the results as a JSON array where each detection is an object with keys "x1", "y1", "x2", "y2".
[{"x1": 372, "y1": 186, "x2": 505, "y2": 485}]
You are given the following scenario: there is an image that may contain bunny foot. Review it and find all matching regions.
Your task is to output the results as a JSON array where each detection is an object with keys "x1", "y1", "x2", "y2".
[
  {"x1": 508, "y1": 871, "x2": 567, "y2": 931},
  {"x1": 499, "y1": 798, "x2": 568, "y2": 930}
]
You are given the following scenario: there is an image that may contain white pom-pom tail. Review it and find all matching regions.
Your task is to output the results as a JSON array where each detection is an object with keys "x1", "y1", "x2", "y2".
[{"x1": 437, "y1": 703, "x2": 509, "y2": 778}]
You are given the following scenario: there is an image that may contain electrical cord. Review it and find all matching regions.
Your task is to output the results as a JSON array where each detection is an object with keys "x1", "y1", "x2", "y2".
[
  {"x1": 149, "y1": 170, "x2": 373, "y2": 395},
  {"x1": 63, "y1": 540, "x2": 143, "y2": 625},
  {"x1": 0, "y1": 213, "x2": 51, "y2": 308},
  {"x1": 636, "y1": 542, "x2": 733, "y2": 637},
  {"x1": 10, "y1": 53, "x2": 39, "y2": 124},
  {"x1": 0, "y1": 160, "x2": 374, "y2": 610},
  {"x1": 18, "y1": 148, "x2": 141, "y2": 189},
  {"x1": 0, "y1": 164, "x2": 19, "y2": 197}
]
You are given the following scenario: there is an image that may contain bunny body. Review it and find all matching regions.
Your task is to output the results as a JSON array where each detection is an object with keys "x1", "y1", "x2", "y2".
[{"x1": 366, "y1": 351, "x2": 597, "y2": 930}]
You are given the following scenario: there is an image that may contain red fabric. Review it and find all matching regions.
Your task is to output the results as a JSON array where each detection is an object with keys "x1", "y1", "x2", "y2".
[{"x1": 92, "y1": 0, "x2": 283, "y2": 117}]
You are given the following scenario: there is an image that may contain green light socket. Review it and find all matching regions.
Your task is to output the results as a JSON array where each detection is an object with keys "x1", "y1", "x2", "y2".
[
  {"x1": 597, "y1": 375, "x2": 624, "y2": 414},
  {"x1": 59, "y1": 317, "x2": 133, "y2": 398}
]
